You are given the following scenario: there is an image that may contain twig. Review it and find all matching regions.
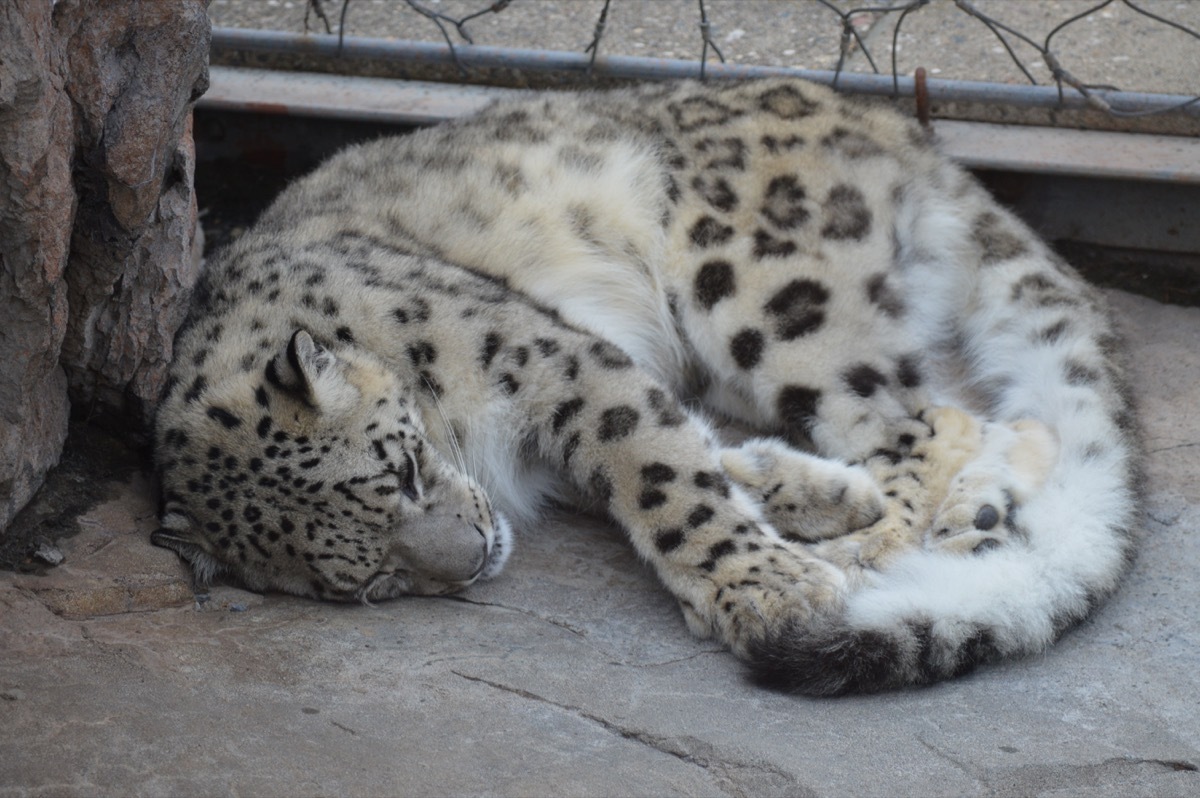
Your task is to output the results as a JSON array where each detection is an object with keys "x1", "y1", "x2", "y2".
[
  {"x1": 304, "y1": 0, "x2": 333, "y2": 35},
  {"x1": 697, "y1": 0, "x2": 726, "y2": 81},
  {"x1": 584, "y1": 0, "x2": 614, "y2": 76}
]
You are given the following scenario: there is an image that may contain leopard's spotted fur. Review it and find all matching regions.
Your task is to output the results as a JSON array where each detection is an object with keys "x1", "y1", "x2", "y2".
[{"x1": 155, "y1": 78, "x2": 1140, "y2": 694}]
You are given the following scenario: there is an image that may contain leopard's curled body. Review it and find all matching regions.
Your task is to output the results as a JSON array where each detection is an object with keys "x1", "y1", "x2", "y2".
[{"x1": 155, "y1": 78, "x2": 1140, "y2": 694}]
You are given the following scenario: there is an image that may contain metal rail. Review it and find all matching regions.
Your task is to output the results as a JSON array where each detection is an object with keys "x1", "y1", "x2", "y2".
[
  {"x1": 199, "y1": 66, "x2": 1200, "y2": 185},
  {"x1": 211, "y1": 27, "x2": 1200, "y2": 119}
]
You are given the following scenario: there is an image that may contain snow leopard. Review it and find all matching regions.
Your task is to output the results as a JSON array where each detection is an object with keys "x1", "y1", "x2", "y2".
[{"x1": 154, "y1": 78, "x2": 1140, "y2": 694}]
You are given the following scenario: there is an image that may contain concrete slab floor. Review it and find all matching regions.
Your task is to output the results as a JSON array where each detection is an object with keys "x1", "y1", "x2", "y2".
[{"x1": 1, "y1": 288, "x2": 1197, "y2": 797}]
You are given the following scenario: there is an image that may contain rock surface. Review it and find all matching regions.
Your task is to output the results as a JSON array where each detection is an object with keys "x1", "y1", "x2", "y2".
[
  {"x1": 56, "y1": 1, "x2": 210, "y2": 428},
  {"x1": 0, "y1": 1, "x2": 74, "y2": 537},
  {"x1": 0, "y1": 290, "x2": 1196, "y2": 797},
  {"x1": 0, "y1": 0, "x2": 208, "y2": 534}
]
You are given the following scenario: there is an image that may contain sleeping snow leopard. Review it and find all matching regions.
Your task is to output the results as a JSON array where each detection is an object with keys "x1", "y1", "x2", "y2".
[{"x1": 154, "y1": 78, "x2": 1140, "y2": 694}]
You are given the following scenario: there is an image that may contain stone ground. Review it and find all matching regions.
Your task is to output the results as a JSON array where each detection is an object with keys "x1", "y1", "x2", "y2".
[
  {"x1": 0, "y1": 291, "x2": 1197, "y2": 797},
  {"x1": 2, "y1": 2, "x2": 1198, "y2": 796}
]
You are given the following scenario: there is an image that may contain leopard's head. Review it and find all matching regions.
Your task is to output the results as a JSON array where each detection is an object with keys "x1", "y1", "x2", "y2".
[{"x1": 154, "y1": 330, "x2": 511, "y2": 601}]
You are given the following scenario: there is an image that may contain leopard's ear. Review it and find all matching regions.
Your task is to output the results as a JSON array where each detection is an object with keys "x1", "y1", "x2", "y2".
[
  {"x1": 265, "y1": 330, "x2": 333, "y2": 403},
  {"x1": 265, "y1": 330, "x2": 357, "y2": 413},
  {"x1": 151, "y1": 511, "x2": 225, "y2": 587}
]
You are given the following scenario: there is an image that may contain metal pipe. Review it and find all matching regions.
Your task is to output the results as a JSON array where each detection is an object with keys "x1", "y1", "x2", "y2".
[
  {"x1": 196, "y1": 67, "x2": 1200, "y2": 184},
  {"x1": 211, "y1": 27, "x2": 1199, "y2": 118}
]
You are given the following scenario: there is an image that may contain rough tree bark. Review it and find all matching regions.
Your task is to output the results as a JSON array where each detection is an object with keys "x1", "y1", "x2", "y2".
[{"x1": 0, "y1": 0, "x2": 210, "y2": 534}]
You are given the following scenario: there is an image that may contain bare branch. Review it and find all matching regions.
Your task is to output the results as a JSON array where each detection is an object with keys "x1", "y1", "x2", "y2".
[
  {"x1": 584, "y1": 0, "x2": 614, "y2": 76},
  {"x1": 286, "y1": 0, "x2": 1198, "y2": 120},
  {"x1": 696, "y1": 0, "x2": 726, "y2": 81}
]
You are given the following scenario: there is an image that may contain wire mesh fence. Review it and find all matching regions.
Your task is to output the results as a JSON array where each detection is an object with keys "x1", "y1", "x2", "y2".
[{"x1": 207, "y1": 0, "x2": 1200, "y2": 132}]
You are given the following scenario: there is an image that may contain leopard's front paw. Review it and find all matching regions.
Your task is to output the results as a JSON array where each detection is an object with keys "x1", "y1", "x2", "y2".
[
  {"x1": 925, "y1": 418, "x2": 1058, "y2": 555},
  {"x1": 818, "y1": 407, "x2": 982, "y2": 570},
  {"x1": 680, "y1": 540, "x2": 848, "y2": 653},
  {"x1": 721, "y1": 439, "x2": 884, "y2": 543}
]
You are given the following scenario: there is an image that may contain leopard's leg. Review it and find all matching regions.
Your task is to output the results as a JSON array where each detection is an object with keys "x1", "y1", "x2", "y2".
[
  {"x1": 800, "y1": 405, "x2": 1056, "y2": 569},
  {"x1": 671, "y1": 247, "x2": 976, "y2": 569},
  {"x1": 709, "y1": 377, "x2": 1057, "y2": 572},
  {"x1": 924, "y1": 416, "x2": 1059, "y2": 555},
  {"x1": 487, "y1": 315, "x2": 851, "y2": 657},
  {"x1": 718, "y1": 436, "x2": 884, "y2": 543},
  {"x1": 669, "y1": 239, "x2": 1060, "y2": 572},
  {"x1": 715, "y1": 417, "x2": 1045, "y2": 571},
  {"x1": 635, "y1": 82, "x2": 1134, "y2": 692}
]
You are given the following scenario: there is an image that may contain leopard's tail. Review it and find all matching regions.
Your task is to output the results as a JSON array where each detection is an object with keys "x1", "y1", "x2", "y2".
[
  {"x1": 748, "y1": 499, "x2": 1137, "y2": 694},
  {"x1": 750, "y1": 198, "x2": 1142, "y2": 695}
]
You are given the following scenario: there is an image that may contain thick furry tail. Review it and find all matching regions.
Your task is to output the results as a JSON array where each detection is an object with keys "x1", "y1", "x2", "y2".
[
  {"x1": 747, "y1": 614, "x2": 998, "y2": 695},
  {"x1": 746, "y1": 530, "x2": 1131, "y2": 695},
  {"x1": 747, "y1": 198, "x2": 1141, "y2": 695},
  {"x1": 747, "y1": 451, "x2": 1139, "y2": 695},
  {"x1": 754, "y1": 373, "x2": 1137, "y2": 692}
]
